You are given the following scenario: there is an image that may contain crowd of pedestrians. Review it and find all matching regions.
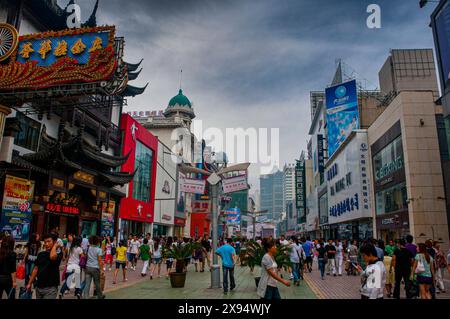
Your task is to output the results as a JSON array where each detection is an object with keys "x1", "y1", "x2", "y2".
[{"x1": 1, "y1": 229, "x2": 450, "y2": 300}]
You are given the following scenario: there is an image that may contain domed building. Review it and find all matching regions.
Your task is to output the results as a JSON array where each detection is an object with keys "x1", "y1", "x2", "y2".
[{"x1": 133, "y1": 88, "x2": 199, "y2": 238}]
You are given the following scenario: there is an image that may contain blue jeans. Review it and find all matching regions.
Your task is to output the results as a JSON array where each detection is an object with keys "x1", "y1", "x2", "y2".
[
  {"x1": 263, "y1": 286, "x2": 281, "y2": 300},
  {"x1": 291, "y1": 262, "x2": 300, "y2": 282},
  {"x1": 222, "y1": 266, "x2": 235, "y2": 292},
  {"x1": 318, "y1": 258, "x2": 325, "y2": 278}
]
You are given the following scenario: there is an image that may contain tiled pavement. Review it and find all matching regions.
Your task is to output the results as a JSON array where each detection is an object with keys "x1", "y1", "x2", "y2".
[
  {"x1": 303, "y1": 260, "x2": 450, "y2": 299},
  {"x1": 106, "y1": 262, "x2": 317, "y2": 299}
]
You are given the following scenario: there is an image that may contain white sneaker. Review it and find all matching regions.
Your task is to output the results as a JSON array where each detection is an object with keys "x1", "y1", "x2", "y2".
[
  {"x1": 109, "y1": 268, "x2": 112, "y2": 271},
  {"x1": 103, "y1": 267, "x2": 106, "y2": 271},
  {"x1": 289, "y1": 273, "x2": 293, "y2": 279}
]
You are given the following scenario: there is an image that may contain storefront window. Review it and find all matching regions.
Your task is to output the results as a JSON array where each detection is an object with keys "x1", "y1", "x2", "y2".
[
  {"x1": 132, "y1": 141, "x2": 153, "y2": 202},
  {"x1": 375, "y1": 182, "x2": 408, "y2": 215},
  {"x1": 373, "y1": 136, "x2": 404, "y2": 182},
  {"x1": 15, "y1": 112, "x2": 41, "y2": 151}
]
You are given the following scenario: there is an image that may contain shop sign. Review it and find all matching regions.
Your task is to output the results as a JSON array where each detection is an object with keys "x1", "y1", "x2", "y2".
[
  {"x1": 174, "y1": 217, "x2": 185, "y2": 226},
  {"x1": 317, "y1": 135, "x2": 324, "y2": 173},
  {"x1": 222, "y1": 175, "x2": 248, "y2": 194},
  {"x1": 328, "y1": 132, "x2": 371, "y2": 225},
  {"x1": 162, "y1": 214, "x2": 172, "y2": 221},
  {"x1": 0, "y1": 175, "x2": 35, "y2": 242},
  {"x1": 375, "y1": 157, "x2": 403, "y2": 182},
  {"x1": 192, "y1": 200, "x2": 210, "y2": 213},
  {"x1": 45, "y1": 203, "x2": 80, "y2": 215},
  {"x1": 179, "y1": 177, "x2": 206, "y2": 194},
  {"x1": 295, "y1": 159, "x2": 306, "y2": 212},
  {"x1": 74, "y1": 171, "x2": 95, "y2": 184},
  {"x1": 81, "y1": 211, "x2": 98, "y2": 219}
]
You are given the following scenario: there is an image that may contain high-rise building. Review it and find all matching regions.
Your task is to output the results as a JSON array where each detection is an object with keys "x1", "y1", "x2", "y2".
[
  {"x1": 283, "y1": 164, "x2": 296, "y2": 232},
  {"x1": 260, "y1": 170, "x2": 284, "y2": 222}
]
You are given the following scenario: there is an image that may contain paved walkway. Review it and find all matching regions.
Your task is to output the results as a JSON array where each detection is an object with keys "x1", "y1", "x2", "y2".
[
  {"x1": 105, "y1": 262, "x2": 317, "y2": 299},
  {"x1": 303, "y1": 260, "x2": 450, "y2": 299}
]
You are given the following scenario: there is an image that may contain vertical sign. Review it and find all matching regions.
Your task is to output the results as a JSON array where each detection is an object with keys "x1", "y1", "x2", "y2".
[
  {"x1": 295, "y1": 160, "x2": 306, "y2": 223},
  {"x1": 359, "y1": 141, "x2": 370, "y2": 211},
  {"x1": 317, "y1": 134, "x2": 325, "y2": 173},
  {"x1": 325, "y1": 79, "x2": 359, "y2": 157},
  {"x1": 0, "y1": 175, "x2": 35, "y2": 242}
]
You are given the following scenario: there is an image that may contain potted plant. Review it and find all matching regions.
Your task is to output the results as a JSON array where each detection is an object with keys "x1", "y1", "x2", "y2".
[
  {"x1": 165, "y1": 242, "x2": 200, "y2": 288},
  {"x1": 274, "y1": 244, "x2": 293, "y2": 276},
  {"x1": 242, "y1": 241, "x2": 264, "y2": 287}
]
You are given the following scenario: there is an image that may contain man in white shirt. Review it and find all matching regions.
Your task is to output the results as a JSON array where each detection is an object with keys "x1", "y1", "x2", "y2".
[
  {"x1": 129, "y1": 235, "x2": 141, "y2": 270},
  {"x1": 359, "y1": 244, "x2": 386, "y2": 299},
  {"x1": 279, "y1": 235, "x2": 289, "y2": 246}
]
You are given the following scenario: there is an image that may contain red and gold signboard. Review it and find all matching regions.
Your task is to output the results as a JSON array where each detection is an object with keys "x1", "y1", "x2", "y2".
[{"x1": 0, "y1": 25, "x2": 118, "y2": 91}]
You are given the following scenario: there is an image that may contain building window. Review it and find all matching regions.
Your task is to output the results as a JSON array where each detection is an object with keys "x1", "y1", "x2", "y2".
[
  {"x1": 132, "y1": 141, "x2": 153, "y2": 202},
  {"x1": 373, "y1": 136, "x2": 404, "y2": 182},
  {"x1": 15, "y1": 112, "x2": 41, "y2": 151},
  {"x1": 375, "y1": 182, "x2": 408, "y2": 215}
]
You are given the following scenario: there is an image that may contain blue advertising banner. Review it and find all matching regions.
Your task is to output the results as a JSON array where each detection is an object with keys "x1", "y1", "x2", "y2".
[
  {"x1": 226, "y1": 208, "x2": 241, "y2": 224},
  {"x1": 0, "y1": 175, "x2": 35, "y2": 242},
  {"x1": 325, "y1": 79, "x2": 359, "y2": 157}
]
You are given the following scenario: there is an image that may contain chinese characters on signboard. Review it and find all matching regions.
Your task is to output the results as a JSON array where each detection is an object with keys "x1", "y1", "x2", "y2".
[
  {"x1": 179, "y1": 177, "x2": 206, "y2": 194},
  {"x1": 295, "y1": 160, "x2": 306, "y2": 223},
  {"x1": 222, "y1": 175, "x2": 248, "y2": 194},
  {"x1": 317, "y1": 134, "x2": 324, "y2": 173},
  {"x1": 0, "y1": 175, "x2": 35, "y2": 242}
]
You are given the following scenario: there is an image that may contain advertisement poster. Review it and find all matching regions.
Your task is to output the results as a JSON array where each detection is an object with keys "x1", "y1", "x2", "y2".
[
  {"x1": 226, "y1": 207, "x2": 241, "y2": 224},
  {"x1": 325, "y1": 79, "x2": 359, "y2": 157},
  {"x1": 101, "y1": 200, "x2": 115, "y2": 237},
  {"x1": 0, "y1": 175, "x2": 35, "y2": 242}
]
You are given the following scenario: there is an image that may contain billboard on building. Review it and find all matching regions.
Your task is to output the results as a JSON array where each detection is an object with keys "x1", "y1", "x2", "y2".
[
  {"x1": 0, "y1": 175, "x2": 35, "y2": 242},
  {"x1": 327, "y1": 131, "x2": 371, "y2": 225},
  {"x1": 432, "y1": 0, "x2": 450, "y2": 91},
  {"x1": 325, "y1": 79, "x2": 359, "y2": 157},
  {"x1": 222, "y1": 174, "x2": 248, "y2": 194},
  {"x1": 295, "y1": 159, "x2": 306, "y2": 222}
]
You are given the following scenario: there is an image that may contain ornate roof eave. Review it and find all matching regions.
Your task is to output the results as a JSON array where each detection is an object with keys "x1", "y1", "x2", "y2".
[
  {"x1": 125, "y1": 59, "x2": 143, "y2": 72},
  {"x1": 99, "y1": 170, "x2": 135, "y2": 186},
  {"x1": 127, "y1": 68, "x2": 142, "y2": 81},
  {"x1": 121, "y1": 83, "x2": 148, "y2": 97},
  {"x1": 12, "y1": 155, "x2": 49, "y2": 175},
  {"x1": 80, "y1": 142, "x2": 132, "y2": 168}
]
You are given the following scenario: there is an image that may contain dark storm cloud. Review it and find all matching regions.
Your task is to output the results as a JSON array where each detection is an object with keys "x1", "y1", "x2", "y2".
[{"x1": 59, "y1": 0, "x2": 437, "y2": 187}]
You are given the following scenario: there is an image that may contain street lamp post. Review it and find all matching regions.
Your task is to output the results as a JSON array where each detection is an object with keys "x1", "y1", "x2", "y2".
[
  {"x1": 178, "y1": 161, "x2": 250, "y2": 290},
  {"x1": 242, "y1": 210, "x2": 268, "y2": 240}
]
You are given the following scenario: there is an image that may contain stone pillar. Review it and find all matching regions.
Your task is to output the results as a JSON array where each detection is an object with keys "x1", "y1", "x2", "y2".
[{"x1": 0, "y1": 105, "x2": 12, "y2": 147}]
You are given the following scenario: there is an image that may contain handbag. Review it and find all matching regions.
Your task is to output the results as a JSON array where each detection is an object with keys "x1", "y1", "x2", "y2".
[
  {"x1": 19, "y1": 287, "x2": 32, "y2": 299},
  {"x1": 415, "y1": 255, "x2": 426, "y2": 274},
  {"x1": 79, "y1": 248, "x2": 89, "y2": 269}
]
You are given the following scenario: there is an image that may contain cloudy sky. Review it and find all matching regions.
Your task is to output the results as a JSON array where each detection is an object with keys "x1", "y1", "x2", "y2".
[{"x1": 59, "y1": 0, "x2": 437, "y2": 191}]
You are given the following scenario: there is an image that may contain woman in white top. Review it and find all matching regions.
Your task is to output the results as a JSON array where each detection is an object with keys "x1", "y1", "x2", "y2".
[
  {"x1": 59, "y1": 236, "x2": 84, "y2": 299},
  {"x1": 257, "y1": 239, "x2": 291, "y2": 299},
  {"x1": 336, "y1": 239, "x2": 344, "y2": 276},
  {"x1": 149, "y1": 238, "x2": 162, "y2": 279}
]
